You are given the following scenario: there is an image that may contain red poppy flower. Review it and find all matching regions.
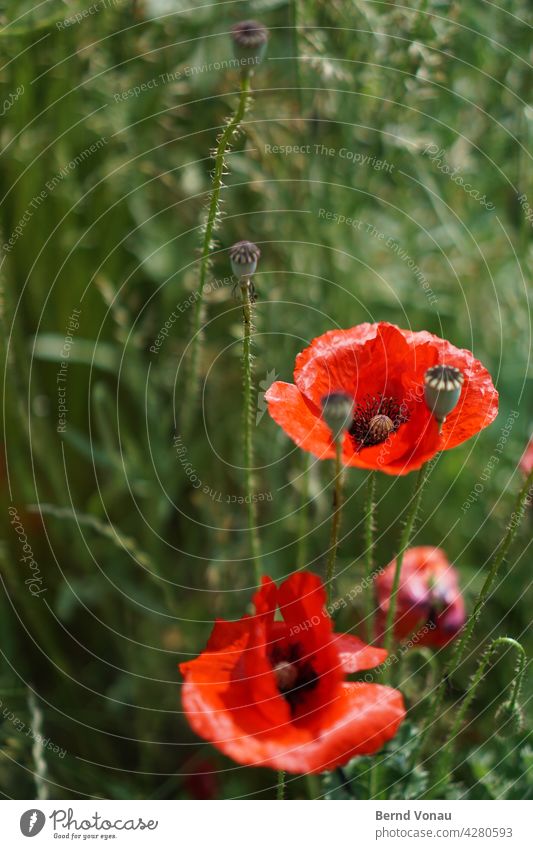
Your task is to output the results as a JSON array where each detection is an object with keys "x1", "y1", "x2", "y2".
[
  {"x1": 180, "y1": 572, "x2": 405, "y2": 774},
  {"x1": 375, "y1": 546, "x2": 466, "y2": 648},
  {"x1": 520, "y1": 435, "x2": 533, "y2": 477},
  {"x1": 265, "y1": 322, "x2": 498, "y2": 475}
]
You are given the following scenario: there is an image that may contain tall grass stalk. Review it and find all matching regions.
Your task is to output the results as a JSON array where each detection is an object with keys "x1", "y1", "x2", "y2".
[{"x1": 183, "y1": 75, "x2": 252, "y2": 434}]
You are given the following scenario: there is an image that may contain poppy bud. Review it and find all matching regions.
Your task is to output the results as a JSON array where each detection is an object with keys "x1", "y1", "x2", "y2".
[
  {"x1": 375, "y1": 546, "x2": 466, "y2": 648},
  {"x1": 424, "y1": 364, "x2": 464, "y2": 424},
  {"x1": 321, "y1": 392, "x2": 354, "y2": 440},
  {"x1": 367, "y1": 414, "x2": 394, "y2": 444},
  {"x1": 229, "y1": 240, "x2": 261, "y2": 280},
  {"x1": 495, "y1": 701, "x2": 524, "y2": 739},
  {"x1": 231, "y1": 20, "x2": 269, "y2": 67}
]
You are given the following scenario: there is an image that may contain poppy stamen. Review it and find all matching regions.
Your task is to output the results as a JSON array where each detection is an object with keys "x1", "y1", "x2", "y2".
[
  {"x1": 350, "y1": 394, "x2": 409, "y2": 449},
  {"x1": 273, "y1": 661, "x2": 298, "y2": 693},
  {"x1": 270, "y1": 645, "x2": 319, "y2": 710}
]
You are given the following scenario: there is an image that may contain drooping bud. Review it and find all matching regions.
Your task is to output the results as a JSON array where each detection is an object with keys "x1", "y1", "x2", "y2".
[
  {"x1": 495, "y1": 701, "x2": 524, "y2": 739},
  {"x1": 321, "y1": 392, "x2": 354, "y2": 440},
  {"x1": 424, "y1": 364, "x2": 464, "y2": 424},
  {"x1": 231, "y1": 20, "x2": 269, "y2": 67},
  {"x1": 229, "y1": 240, "x2": 261, "y2": 280}
]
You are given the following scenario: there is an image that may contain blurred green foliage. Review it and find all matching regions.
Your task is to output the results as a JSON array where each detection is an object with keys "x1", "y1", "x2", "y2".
[{"x1": 0, "y1": 0, "x2": 531, "y2": 798}]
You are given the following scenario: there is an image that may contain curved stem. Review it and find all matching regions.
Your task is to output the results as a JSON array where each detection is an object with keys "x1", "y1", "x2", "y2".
[
  {"x1": 410, "y1": 467, "x2": 533, "y2": 776},
  {"x1": 383, "y1": 462, "x2": 429, "y2": 682},
  {"x1": 241, "y1": 280, "x2": 261, "y2": 583},
  {"x1": 183, "y1": 74, "x2": 252, "y2": 433},
  {"x1": 326, "y1": 440, "x2": 344, "y2": 605},
  {"x1": 428, "y1": 637, "x2": 526, "y2": 796},
  {"x1": 363, "y1": 470, "x2": 377, "y2": 642}
]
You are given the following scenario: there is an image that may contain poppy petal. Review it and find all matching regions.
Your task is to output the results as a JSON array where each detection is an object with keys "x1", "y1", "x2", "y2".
[
  {"x1": 333, "y1": 634, "x2": 387, "y2": 673},
  {"x1": 265, "y1": 381, "x2": 335, "y2": 459},
  {"x1": 267, "y1": 323, "x2": 498, "y2": 475},
  {"x1": 181, "y1": 679, "x2": 404, "y2": 774},
  {"x1": 294, "y1": 323, "x2": 411, "y2": 409},
  {"x1": 401, "y1": 330, "x2": 499, "y2": 449}
]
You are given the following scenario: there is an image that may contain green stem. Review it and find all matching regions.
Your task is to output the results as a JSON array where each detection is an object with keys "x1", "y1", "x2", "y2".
[
  {"x1": 383, "y1": 462, "x2": 429, "y2": 681},
  {"x1": 411, "y1": 467, "x2": 533, "y2": 776},
  {"x1": 297, "y1": 453, "x2": 311, "y2": 570},
  {"x1": 241, "y1": 280, "x2": 261, "y2": 584},
  {"x1": 277, "y1": 770, "x2": 286, "y2": 800},
  {"x1": 428, "y1": 638, "x2": 526, "y2": 797},
  {"x1": 183, "y1": 74, "x2": 252, "y2": 433},
  {"x1": 363, "y1": 471, "x2": 377, "y2": 642},
  {"x1": 326, "y1": 440, "x2": 344, "y2": 605}
]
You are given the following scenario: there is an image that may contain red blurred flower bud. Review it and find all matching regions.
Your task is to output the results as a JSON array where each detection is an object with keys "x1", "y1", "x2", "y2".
[{"x1": 375, "y1": 546, "x2": 466, "y2": 648}]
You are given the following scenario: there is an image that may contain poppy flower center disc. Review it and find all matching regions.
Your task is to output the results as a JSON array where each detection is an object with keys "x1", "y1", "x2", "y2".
[
  {"x1": 270, "y1": 642, "x2": 318, "y2": 713},
  {"x1": 349, "y1": 394, "x2": 410, "y2": 449}
]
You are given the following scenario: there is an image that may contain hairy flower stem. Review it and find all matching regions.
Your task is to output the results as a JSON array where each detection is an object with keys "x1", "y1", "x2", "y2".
[
  {"x1": 241, "y1": 279, "x2": 261, "y2": 583},
  {"x1": 427, "y1": 638, "x2": 526, "y2": 797},
  {"x1": 277, "y1": 770, "x2": 286, "y2": 800},
  {"x1": 363, "y1": 471, "x2": 377, "y2": 642},
  {"x1": 183, "y1": 74, "x2": 252, "y2": 434},
  {"x1": 297, "y1": 453, "x2": 311, "y2": 570},
  {"x1": 410, "y1": 467, "x2": 533, "y2": 779},
  {"x1": 326, "y1": 440, "x2": 344, "y2": 605},
  {"x1": 383, "y1": 462, "x2": 429, "y2": 682},
  {"x1": 371, "y1": 462, "x2": 428, "y2": 802}
]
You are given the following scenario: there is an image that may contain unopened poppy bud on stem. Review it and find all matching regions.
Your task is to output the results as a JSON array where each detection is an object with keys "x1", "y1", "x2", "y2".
[
  {"x1": 231, "y1": 20, "x2": 269, "y2": 69},
  {"x1": 321, "y1": 392, "x2": 354, "y2": 441},
  {"x1": 424, "y1": 364, "x2": 464, "y2": 426},
  {"x1": 229, "y1": 240, "x2": 261, "y2": 280}
]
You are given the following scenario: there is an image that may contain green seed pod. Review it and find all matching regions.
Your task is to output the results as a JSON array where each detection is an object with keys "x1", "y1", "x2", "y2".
[
  {"x1": 321, "y1": 392, "x2": 354, "y2": 440},
  {"x1": 495, "y1": 701, "x2": 524, "y2": 739},
  {"x1": 424, "y1": 364, "x2": 464, "y2": 424},
  {"x1": 231, "y1": 20, "x2": 269, "y2": 68},
  {"x1": 229, "y1": 240, "x2": 261, "y2": 280}
]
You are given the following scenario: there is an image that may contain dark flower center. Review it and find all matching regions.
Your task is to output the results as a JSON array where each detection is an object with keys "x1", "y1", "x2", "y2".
[
  {"x1": 270, "y1": 643, "x2": 318, "y2": 712},
  {"x1": 350, "y1": 394, "x2": 410, "y2": 449}
]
